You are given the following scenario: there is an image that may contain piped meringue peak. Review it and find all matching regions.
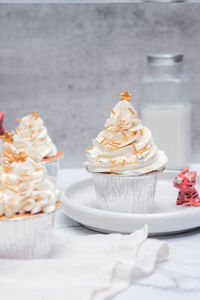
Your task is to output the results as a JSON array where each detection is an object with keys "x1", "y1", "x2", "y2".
[
  {"x1": 0, "y1": 112, "x2": 57, "y2": 162},
  {"x1": 86, "y1": 91, "x2": 167, "y2": 175},
  {"x1": 15, "y1": 111, "x2": 57, "y2": 159},
  {"x1": 0, "y1": 142, "x2": 59, "y2": 217},
  {"x1": 1, "y1": 129, "x2": 42, "y2": 162}
]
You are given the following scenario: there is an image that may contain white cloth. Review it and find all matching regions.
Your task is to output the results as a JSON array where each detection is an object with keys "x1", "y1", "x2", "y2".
[{"x1": 0, "y1": 226, "x2": 168, "y2": 300}]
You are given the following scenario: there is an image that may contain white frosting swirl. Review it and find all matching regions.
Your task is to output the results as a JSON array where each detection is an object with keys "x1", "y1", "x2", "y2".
[
  {"x1": 86, "y1": 99, "x2": 167, "y2": 175},
  {"x1": 12, "y1": 134, "x2": 43, "y2": 162},
  {"x1": 0, "y1": 143, "x2": 59, "y2": 217},
  {"x1": 16, "y1": 112, "x2": 57, "y2": 159}
]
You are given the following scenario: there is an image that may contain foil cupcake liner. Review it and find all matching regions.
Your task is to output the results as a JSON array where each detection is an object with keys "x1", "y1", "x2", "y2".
[
  {"x1": 0, "y1": 208, "x2": 59, "y2": 259},
  {"x1": 42, "y1": 152, "x2": 64, "y2": 180},
  {"x1": 42, "y1": 158, "x2": 61, "y2": 180},
  {"x1": 91, "y1": 170, "x2": 163, "y2": 214}
]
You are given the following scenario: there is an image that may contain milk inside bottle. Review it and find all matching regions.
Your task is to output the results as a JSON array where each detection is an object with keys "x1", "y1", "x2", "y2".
[{"x1": 140, "y1": 54, "x2": 190, "y2": 169}]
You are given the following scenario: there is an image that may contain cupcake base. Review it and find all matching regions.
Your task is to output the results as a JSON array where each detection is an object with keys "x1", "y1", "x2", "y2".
[
  {"x1": 92, "y1": 171, "x2": 162, "y2": 214},
  {"x1": 42, "y1": 151, "x2": 64, "y2": 179},
  {"x1": 0, "y1": 201, "x2": 61, "y2": 259}
]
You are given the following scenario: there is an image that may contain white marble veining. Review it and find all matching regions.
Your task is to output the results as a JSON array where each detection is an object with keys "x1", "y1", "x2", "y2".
[{"x1": 55, "y1": 166, "x2": 200, "y2": 299}]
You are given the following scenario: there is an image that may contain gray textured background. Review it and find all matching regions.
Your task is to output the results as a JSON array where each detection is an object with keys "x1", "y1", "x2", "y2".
[{"x1": 0, "y1": 3, "x2": 200, "y2": 168}]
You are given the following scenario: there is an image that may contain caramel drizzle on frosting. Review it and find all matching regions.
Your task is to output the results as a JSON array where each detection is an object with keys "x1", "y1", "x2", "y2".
[
  {"x1": 111, "y1": 159, "x2": 116, "y2": 165},
  {"x1": 111, "y1": 141, "x2": 120, "y2": 145},
  {"x1": 114, "y1": 124, "x2": 122, "y2": 133},
  {"x1": 100, "y1": 137, "x2": 108, "y2": 144},
  {"x1": 107, "y1": 142, "x2": 119, "y2": 148},
  {"x1": 110, "y1": 158, "x2": 137, "y2": 170},
  {"x1": 132, "y1": 144, "x2": 137, "y2": 154},
  {"x1": 110, "y1": 108, "x2": 116, "y2": 115},
  {"x1": 35, "y1": 195, "x2": 42, "y2": 202},
  {"x1": 13, "y1": 151, "x2": 28, "y2": 163},
  {"x1": 6, "y1": 185, "x2": 18, "y2": 193},
  {"x1": 131, "y1": 130, "x2": 137, "y2": 136},
  {"x1": 139, "y1": 145, "x2": 151, "y2": 154},
  {"x1": 128, "y1": 107, "x2": 135, "y2": 115},
  {"x1": 15, "y1": 128, "x2": 20, "y2": 135},
  {"x1": 122, "y1": 130, "x2": 127, "y2": 138},
  {"x1": 3, "y1": 150, "x2": 28, "y2": 163},
  {"x1": 3, "y1": 165, "x2": 13, "y2": 173},
  {"x1": 20, "y1": 172, "x2": 30, "y2": 177},
  {"x1": 121, "y1": 159, "x2": 126, "y2": 166}
]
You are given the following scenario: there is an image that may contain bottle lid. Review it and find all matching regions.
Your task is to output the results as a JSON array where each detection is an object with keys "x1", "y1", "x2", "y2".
[
  {"x1": 147, "y1": 54, "x2": 184, "y2": 65},
  {"x1": 145, "y1": 1, "x2": 185, "y2": 3}
]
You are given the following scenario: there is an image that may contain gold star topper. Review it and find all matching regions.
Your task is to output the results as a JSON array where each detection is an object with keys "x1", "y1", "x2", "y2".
[
  {"x1": 120, "y1": 91, "x2": 132, "y2": 102},
  {"x1": 32, "y1": 111, "x2": 39, "y2": 119},
  {"x1": 1, "y1": 131, "x2": 14, "y2": 143}
]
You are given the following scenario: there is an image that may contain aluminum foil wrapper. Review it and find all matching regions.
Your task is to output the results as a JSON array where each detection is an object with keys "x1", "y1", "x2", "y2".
[
  {"x1": 0, "y1": 209, "x2": 57, "y2": 259},
  {"x1": 42, "y1": 159, "x2": 61, "y2": 180},
  {"x1": 92, "y1": 171, "x2": 163, "y2": 214}
]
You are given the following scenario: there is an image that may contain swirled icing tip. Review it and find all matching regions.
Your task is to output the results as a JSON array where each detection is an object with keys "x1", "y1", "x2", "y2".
[
  {"x1": 13, "y1": 111, "x2": 58, "y2": 160},
  {"x1": 1, "y1": 131, "x2": 14, "y2": 143},
  {"x1": 16, "y1": 112, "x2": 39, "y2": 123},
  {"x1": 120, "y1": 91, "x2": 132, "y2": 102},
  {"x1": 0, "y1": 112, "x2": 5, "y2": 135}
]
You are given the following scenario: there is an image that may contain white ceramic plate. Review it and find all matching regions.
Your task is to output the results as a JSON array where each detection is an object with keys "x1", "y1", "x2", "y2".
[{"x1": 61, "y1": 170, "x2": 200, "y2": 236}]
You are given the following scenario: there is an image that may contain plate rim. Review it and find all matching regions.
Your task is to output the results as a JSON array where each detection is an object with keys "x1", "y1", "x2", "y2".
[{"x1": 61, "y1": 170, "x2": 200, "y2": 234}]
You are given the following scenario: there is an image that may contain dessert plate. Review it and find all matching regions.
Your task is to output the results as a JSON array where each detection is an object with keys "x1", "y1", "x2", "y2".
[{"x1": 61, "y1": 170, "x2": 200, "y2": 236}]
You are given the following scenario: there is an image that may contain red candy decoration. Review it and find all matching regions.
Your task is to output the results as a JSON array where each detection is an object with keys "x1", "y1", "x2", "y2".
[
  {"x1": 0, "y1": 112, "x2": 5, "y2": 135},
  {"x1": 173, "y1": 167, "x2": 200, "y2": 207}
]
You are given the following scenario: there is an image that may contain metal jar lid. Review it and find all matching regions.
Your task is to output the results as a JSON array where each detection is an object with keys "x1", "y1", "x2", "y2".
[
  {"x1": 147, "y1": 54, "x2": 184, "y2": 65},
  {"x1": 144, "y1": 0, "x2": 185, "y2": 3}
]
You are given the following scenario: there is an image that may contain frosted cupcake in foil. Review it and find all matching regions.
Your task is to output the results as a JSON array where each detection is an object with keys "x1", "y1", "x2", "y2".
[
  {"x1": 3, "y1": 111, "x2": 64, "y2": 178},
  {"x1": 0, "y1": 140, "x2": 60, "y2": 258},
  {"x1": 86, "y1": 91, "x2": 168, "y2": 213}
]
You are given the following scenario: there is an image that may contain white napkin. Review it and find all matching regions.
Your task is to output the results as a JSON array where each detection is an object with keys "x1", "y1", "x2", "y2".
[{"x1": 0, "y1": 226, "x2": 168, "y2": 300}]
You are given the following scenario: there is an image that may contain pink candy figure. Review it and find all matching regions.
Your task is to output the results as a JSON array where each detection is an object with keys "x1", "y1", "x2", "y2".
[
  {"x1": 173, "y1": 167, "x2": 200, "y2": 207},
  {"x1": 0, "y1": 112, "x2": 5, "y2": 135}
]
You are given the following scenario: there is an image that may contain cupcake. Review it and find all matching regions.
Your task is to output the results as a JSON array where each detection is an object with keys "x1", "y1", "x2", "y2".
[
  {"x1": 0, "y1": 142, "x2": 60, "y2": 258},
  {"x1": 2, "y1": 111, "x2": 64, "y2": 178},
  {"x1": 86, "y1": 91, "x2": 167, "y2": 213}
]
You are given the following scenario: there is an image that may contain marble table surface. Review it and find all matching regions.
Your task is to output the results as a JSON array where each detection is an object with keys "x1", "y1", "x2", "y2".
[{"x1": 55, "y1": 167, "x2": 200, "y2": 300}]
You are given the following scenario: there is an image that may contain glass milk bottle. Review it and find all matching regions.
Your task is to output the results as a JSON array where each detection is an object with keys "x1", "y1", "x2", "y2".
[{"x1": 140, "y1": 54, "x2": 190, "y2": 170}]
